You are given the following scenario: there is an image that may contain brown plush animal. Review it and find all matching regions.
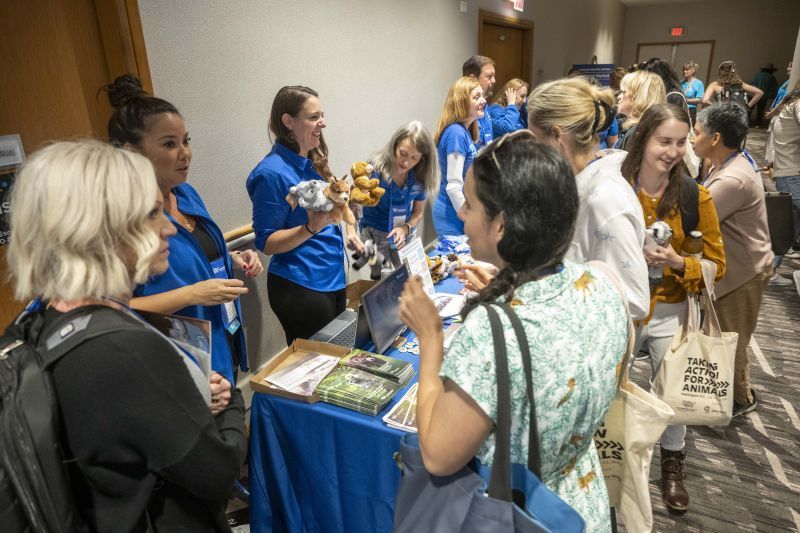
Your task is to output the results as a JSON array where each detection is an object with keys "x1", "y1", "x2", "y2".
[
  {"x1": 348, "y1": 161, "x2": 385, "y2": 207},
  {"x1": 325, "y1": 176, "x2": 355, "y2": 225}
]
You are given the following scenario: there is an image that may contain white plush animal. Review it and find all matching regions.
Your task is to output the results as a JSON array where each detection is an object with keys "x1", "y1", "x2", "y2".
[{"x1": 286, "y1": 180, "x2": 333, "y2": 212}]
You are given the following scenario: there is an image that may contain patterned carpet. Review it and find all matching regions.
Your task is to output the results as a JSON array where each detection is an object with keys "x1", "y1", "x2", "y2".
[{"x1": 622, "y1": 129, "x2": 800, "y2": 532}]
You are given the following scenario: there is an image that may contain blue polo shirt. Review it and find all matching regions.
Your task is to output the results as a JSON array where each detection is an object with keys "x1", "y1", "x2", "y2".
[
  {"x1": 433, "y1": 123, "x2": 476, "y2": 239},
  {"x1": 598, "y1": 113, "x2": 620, "y2": 149},
  {"x1": 246, "y1": 142, "x2": 345, "y2": 292},
  {"x1": 682, "y1": 78, "x2": 705, "y2": 110},
  {"x1": 134, "y1": 182, "x2": 246, "y2": 383},
  {"x1": 487, "y1": 103, "x2": 524, "y2": 137},
  {"x1": 360, "y1": 169, "x2": 427, "y2": 233},
  {"x1": 476, "y1": 114, "x2": 493, "y2": 149}
]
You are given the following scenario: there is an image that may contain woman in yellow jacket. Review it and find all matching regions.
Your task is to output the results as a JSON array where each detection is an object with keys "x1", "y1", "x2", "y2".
[{"x1": 621, "y1": 103, "x2": 726, "y2": 514}]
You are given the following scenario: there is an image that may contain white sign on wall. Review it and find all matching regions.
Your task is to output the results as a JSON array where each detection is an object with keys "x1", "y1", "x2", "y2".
[{"x1": 0, "y1": 135, "x2": 25, "y2": 169}]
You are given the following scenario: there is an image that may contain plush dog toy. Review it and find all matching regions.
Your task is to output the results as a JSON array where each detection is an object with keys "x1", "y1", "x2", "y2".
[
  {"x1": 427, "y1": 253, "x2": 460, "y2": 284},
  {"x1": 350, "y1": 239, "x2": 391, "y2": 280},
  {"x1": 286, "y1": 176, "x2": 355, "y2": 225},
  {"x1": 348, "y1": 161, "x2": 385, "y2": 207}
]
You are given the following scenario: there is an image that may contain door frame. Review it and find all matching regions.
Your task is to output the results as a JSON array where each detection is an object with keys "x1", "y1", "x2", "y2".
[
  {"x1": 478, "y1": 9, "x2": 534, "y2": 85},
  {"x1": 636, "y1": 40, "x2": 716, "y2": 84}
]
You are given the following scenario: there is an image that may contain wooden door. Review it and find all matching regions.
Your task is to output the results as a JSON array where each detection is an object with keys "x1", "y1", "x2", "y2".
[
  {"x1": 0, "y1": 0, "x2": 151, "y2": 326},
  {"x1": 478, "y1": 10, "x2": 534, "y2": 100}
]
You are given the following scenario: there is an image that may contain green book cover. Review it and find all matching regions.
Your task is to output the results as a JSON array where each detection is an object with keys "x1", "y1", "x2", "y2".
[
  {"x1": 315, "y1": 366, "x2": 401, "y2": 415},
  {"x1": 340, "y1": 349, "x2": 415, "y2": 385}
]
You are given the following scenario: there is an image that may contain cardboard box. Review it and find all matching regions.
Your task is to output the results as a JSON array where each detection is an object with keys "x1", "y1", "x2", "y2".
[
  {"x1": 249, "y1": 339, "x2": 351, "y2": 402},
  {"x1": 346, "y1": 279, "x2": 377, "y2": 310}
]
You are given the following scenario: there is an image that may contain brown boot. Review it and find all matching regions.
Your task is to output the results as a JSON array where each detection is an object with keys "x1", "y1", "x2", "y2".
[{"x1": 660, "y1": 447, "x2": 689, "y2": 511}]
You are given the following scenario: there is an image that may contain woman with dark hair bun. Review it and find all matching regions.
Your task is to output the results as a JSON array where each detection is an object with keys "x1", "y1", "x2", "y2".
[
  {"x1": 104, "y1": 75, "x2": 263, "y2": 386},
  {"x1": 247, "y1": 85, "x2": 351, "y2": 344},
  {"x1": 399, "y1": 132, "x2": 628, "y2": 531}
]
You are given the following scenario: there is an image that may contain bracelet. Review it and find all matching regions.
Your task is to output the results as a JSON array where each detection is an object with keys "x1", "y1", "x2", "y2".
[{"x1": 304, "y1": 223, "x2": 319, "y2": 235}]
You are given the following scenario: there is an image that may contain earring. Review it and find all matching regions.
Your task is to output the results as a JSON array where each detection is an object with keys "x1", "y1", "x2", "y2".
[{"x1": 288, "y1": 130, "x2": 296, "y2": 142}]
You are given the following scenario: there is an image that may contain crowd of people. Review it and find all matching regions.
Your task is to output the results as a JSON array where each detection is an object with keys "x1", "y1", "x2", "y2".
[{"x1": 4, "y1": 49, "x2": 798, "y2": 532}]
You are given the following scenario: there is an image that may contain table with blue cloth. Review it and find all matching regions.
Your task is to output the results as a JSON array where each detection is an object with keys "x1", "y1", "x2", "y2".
[{"x1": 249, "y1": 276, "x2": 462, "y2": 533}]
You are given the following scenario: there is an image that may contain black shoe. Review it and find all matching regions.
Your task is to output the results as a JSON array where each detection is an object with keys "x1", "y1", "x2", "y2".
[{"x1": 732, "y1": 389, "x2": 758, "y2": 417}]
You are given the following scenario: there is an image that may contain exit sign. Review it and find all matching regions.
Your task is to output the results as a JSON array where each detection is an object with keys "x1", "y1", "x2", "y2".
[{"x1": 670, "y1": 26, "x2": 686, "y2": 37}]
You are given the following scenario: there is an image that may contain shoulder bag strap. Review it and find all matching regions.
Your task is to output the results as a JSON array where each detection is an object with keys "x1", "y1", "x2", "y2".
[
  {"x1": 483, "y1": 303, "x2": 513, "y2": 502},
  {"x1": 493, "y1": 302, "x2": 542, "y2": 477}
]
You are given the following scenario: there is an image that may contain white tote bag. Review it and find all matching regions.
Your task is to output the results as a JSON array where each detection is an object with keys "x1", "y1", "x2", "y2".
[
  {"x1": 652, "y1": 261, "x2": 737, "y2": 426},
  {"x1": 589, "y1": 261, "x2": 675, "y2": 533}
]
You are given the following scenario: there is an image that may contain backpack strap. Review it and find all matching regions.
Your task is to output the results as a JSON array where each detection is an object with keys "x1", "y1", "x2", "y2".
[
  {"x1": 679, "y1": 176, "x2": 700, "y2": 236},
  {"x1": 36, "y1": 307, "x2": 144, "y2": 369}
]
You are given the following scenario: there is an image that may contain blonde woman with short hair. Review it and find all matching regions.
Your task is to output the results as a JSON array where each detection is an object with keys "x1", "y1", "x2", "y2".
[
  {"x1": 528, "y1": 76, "x2": 650, "y2": 320},
  {"x1": 432, "y1": 76, "x2": 485, "y2": 240},
  {"x1": 616, "y1": 70, "x2": 666, "y2": 149},
  {"x1": 6, "y1": 140, "x2": 246, "y2": 532},
  {"x1": 488, "y1": 77, "x2": 530, "y2": 137}
]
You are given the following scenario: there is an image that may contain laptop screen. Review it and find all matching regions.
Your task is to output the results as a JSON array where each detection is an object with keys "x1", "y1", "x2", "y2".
[{"x1": 361, "y1": 264, "x2": 410, "y2": 354}]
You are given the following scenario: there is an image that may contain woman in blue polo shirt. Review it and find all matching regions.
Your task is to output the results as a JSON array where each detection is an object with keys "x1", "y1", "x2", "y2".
[
  {"x1": 353, "y1": 121, "x2": 438, "y2": 279},
  {"x1": 432, "y1": 76, "x2": 486, "y2": 241},
  {"x1": 487, "y1": 78, "x2": 529, "y2": 137},
  {"x1": 105, "y1": 75, "x2": 263, "y2": 385},
  {"x1": 247, "y1": 85, "x2": 350, "y2": 345}
]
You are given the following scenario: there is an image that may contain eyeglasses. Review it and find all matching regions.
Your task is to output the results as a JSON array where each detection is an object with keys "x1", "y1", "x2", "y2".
[{"x1": 476, "y1": 129, "x2": 536, "y2": 171}]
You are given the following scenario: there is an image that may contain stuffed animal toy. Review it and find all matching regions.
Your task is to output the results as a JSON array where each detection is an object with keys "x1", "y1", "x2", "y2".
[
  {"x1": 427, "y1": 253, "x2": 461, "y2": 284},
  {"x1": 286, "y1": 176, "x2": 355, "y2": 225},
  {"x1": 350, "y1": 239, "x2": 391, "y2": 280},
  {"x1": 348, "y1": 161, "x2": 385, "y2": 207}
]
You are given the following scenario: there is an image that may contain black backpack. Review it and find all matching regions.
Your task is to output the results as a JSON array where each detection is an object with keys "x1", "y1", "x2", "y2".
[
  {"x1": 718, "y1": 82, "x2": 748, "y2": 109},
  {"x1": 0, "y1": 304, "x2": 140, "y2": 533}
]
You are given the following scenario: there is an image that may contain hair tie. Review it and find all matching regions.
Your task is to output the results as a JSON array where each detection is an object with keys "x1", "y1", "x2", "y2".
[{"x1": 591, "y1": 101, "x2": 602, "y2": 134}]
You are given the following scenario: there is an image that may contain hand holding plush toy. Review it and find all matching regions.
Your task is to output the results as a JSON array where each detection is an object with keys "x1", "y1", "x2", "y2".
[
  {"x1": 286, "y1": 176, "x2": 355, "y2": 226},
  {"x1": 348, "y1": 161, "x2": 385, "y2": 207}
]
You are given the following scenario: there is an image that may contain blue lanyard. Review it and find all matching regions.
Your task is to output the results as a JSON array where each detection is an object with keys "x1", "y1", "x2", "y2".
[{"x1": 703, "y1": 150, "x2": 758, "y2": 186}]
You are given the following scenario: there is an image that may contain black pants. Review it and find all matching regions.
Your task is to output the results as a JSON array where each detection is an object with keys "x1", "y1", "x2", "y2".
[{"x1": 267, "y1": 272, "x2": 346, "y2": 345}]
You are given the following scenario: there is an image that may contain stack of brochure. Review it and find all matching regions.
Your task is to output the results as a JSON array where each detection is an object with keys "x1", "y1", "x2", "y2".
[
  {"x1": 265, "y1": 353, "x2": 340, "y2": 396},
  {"x1": 339, "y1": 349, "x2": 415, "y2": 386},
  {"x1": 314, "y1": 366, "x2": 402, "y2": 416},
  {"x1": 382, "y1": 383, "x2": 418, "y2": 432}
]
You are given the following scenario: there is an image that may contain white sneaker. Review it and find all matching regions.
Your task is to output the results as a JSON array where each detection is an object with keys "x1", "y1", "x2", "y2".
[
  {"x1": 770, "y1": 273, "x2": 794, "y2": 286},
  {"x1": 794, "y1": 270, "x2": 800, "y2": 296},
  {"x1": 784, "y1": 249, "x2": 800, "y2": 259}
]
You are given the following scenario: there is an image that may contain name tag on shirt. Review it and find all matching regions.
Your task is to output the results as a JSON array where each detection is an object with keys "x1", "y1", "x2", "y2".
[{"x1": 210, "y1": 257, "x2": 241, "y2": 335}]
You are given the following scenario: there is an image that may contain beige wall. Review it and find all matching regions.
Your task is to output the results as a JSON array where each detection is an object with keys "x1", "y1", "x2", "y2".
[
  {"x1": 622, "y1": 0, "x2": 798, "y2": 87},
  {"x1": 137, "y1": 0, "x2": 627, "y2": 382}
]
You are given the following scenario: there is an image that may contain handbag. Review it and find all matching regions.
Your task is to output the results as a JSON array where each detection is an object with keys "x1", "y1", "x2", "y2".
[
  {"x1": 393, "y1": 302, "x2": 585, "y2": 533},
  {"x1": 589, "y1": 261, "x2": 676, "y2": 533},
  {"x1": 652, "y1": 260, "x2": 738, "y2": 425}
]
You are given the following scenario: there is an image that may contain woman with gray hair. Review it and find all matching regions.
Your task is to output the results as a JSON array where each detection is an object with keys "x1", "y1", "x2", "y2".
[
  {"x1": 349, "y1": 120, "x2": 438, "y2": 279},
  {"x1": 6, "y1": 140, "x2": 247, "y2": 532},
  {"x1": 691, "y1": 102, "x2": 774, "y2": 417}
]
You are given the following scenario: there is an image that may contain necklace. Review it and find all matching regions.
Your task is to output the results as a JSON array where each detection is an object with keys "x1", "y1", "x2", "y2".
[{"x1": 167, "y1": 192, "x2": 194, "y2": 231}]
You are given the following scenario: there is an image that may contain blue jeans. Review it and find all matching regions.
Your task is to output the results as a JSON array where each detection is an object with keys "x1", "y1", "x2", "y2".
[{"x1": 774, "y1": 174, "x2": 800, "y2": 241}]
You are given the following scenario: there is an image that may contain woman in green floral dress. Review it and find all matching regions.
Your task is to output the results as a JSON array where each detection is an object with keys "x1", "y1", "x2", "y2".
[{"x1": 399, "y1": 132, "x2": 628, "y2": 532}]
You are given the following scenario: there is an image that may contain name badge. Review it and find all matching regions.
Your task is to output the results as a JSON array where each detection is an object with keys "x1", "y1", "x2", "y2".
[{"x1": 210, "y1": 257, "x2": 241, "y2": 335}]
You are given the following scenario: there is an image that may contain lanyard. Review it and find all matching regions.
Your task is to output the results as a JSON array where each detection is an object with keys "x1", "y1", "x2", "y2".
[{"x1": 703, "y1": 150, "x2": 758, "y2": 186}]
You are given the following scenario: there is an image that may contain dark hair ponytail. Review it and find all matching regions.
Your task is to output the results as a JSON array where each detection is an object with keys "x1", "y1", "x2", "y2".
[
  {"x1": 102, "y1": 74, "x2": 180, "y2": 147},
  {"x1": 461, "y1": 141, "x2": 578, "y2": 318}
]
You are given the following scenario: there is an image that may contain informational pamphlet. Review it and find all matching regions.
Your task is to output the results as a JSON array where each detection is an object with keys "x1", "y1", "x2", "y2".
[
  {"x1": 432, "y1": 293, "x2": 465, "y2": 318},
  {"x1": 340, "y1": 349, "x2": 415, "y2": 385},
  {"x1": 382, "y1": 383, "x2": 418, "y2": 433},
  {"x1": 315, "y1": 366, "x2": 402, "y2": 416},
  {"x1": 136, "y1": 310, "x2": 212, "y2": 378},
  {"x1": 398, "y1": 235, "x2": 435, "y2": 297},
  {"x1": 265, "y1": 353, "x2": 340, "y2": 395}
]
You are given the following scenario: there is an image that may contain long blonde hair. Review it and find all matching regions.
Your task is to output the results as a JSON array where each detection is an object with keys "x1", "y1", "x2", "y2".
[
  {"x1": 619, "y1": 71, "x2": 666, "y2": 128},
  {"x1": 492, "y1": 78, "x2": 530, "y2": 106},
  {"x1": 435, "y1": 77, "x2": 480, "y2": 144},
  {"x1": 527, "y1": 77, "x2": 617, "y2": 153}
]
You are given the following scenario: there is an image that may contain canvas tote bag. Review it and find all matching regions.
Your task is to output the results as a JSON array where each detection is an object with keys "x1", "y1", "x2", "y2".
[
  {"x1": 589, "y1": 261, "x2": 675, "y2": 533},
  {"x1": 652, "y1": 260, "x2": 737, "y2": 426}
]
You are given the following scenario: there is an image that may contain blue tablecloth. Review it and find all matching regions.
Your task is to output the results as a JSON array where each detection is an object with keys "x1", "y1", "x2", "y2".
[{"x1": 249, "y1": 276, "x2": 462, "y2": 533}]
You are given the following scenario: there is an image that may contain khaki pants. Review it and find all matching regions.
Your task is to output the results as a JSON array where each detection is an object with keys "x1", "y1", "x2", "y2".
[{"x1": 713, "y1": 268, "x2": 772, "y2": 405}]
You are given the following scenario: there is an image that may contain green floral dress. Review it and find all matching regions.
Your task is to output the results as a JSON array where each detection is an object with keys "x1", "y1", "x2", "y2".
[{"x1": 440, "y1": 260, "x2": 626, "y2": 532}]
